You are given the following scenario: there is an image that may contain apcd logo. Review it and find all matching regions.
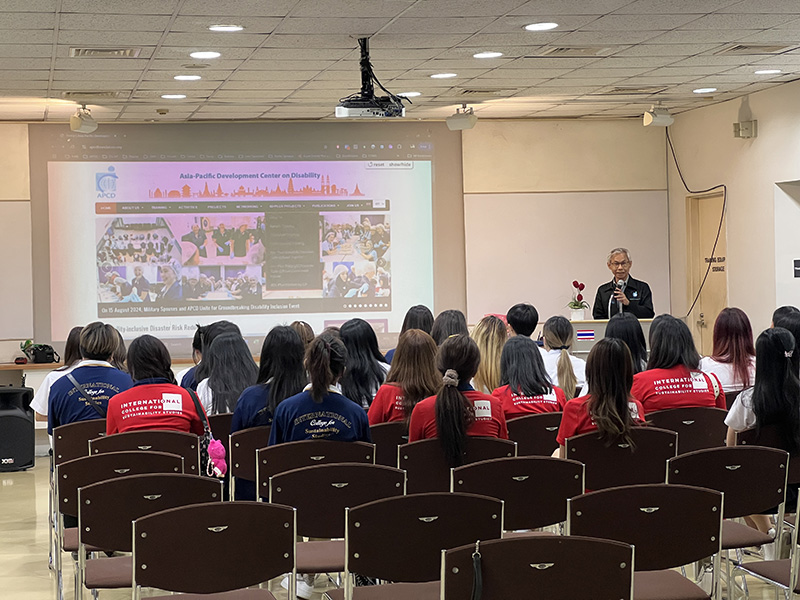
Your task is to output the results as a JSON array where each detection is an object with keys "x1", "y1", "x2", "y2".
[{"x1": 96, "y1": 166, "x2": 118, "y2": 198}]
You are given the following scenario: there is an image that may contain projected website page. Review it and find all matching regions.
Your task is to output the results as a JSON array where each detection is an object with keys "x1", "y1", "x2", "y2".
[{"x1": 45, "y1": 132, "x2": 434, "y2": 341}]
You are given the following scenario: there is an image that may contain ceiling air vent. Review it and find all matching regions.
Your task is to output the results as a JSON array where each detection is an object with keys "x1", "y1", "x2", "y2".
[
  {"x1": 62, "y1": 91, "x2": 122, "y2": 101},
  {"x1": 69, "y1": 47, "x2": 142, "y2": 58},
  {"x1": 457, "y1": 87, "x2": 517, "y2": 97},
  {"x1": 715, "y1": 44, "x2": 797, "y2": 55},
  {"x1": 599, "y1": 85, "x2": 668, "y2": 96},
  {"x1": 536, "y1": 46, "x2": 615, "y2": 57}
]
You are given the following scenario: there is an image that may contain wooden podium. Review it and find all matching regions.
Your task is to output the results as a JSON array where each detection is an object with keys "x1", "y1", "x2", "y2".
[{"x1": 569, "y1": 319, "x2": 654, "y2": 357}]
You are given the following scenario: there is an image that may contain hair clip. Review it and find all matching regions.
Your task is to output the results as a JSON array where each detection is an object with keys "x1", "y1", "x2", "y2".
[{"x1": 786, "y1": 350, "x2": 794, "y2": 358}]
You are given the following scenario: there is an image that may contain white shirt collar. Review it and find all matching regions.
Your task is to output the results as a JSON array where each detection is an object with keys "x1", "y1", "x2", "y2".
[
  {"x1": 75, "y1": 359, "x2": 114, "y2": 368},
  {"x1": 303, "y1": 382, "x2": 342, "y2": 394}
]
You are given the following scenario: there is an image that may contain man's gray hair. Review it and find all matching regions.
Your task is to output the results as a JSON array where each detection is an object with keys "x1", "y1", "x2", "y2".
[{"x1": 607, "y1": 247, "x2": 632, "y2": 263}]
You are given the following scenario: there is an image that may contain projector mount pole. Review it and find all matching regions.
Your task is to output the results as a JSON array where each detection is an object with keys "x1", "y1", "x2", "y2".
[{"x1": 358, "y1": 37, "x2": 374, "y2": 99}]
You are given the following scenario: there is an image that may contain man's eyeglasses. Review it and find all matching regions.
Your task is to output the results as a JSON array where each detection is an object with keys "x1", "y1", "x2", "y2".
[{"x1": 610, "y1": 261, "x2": 630, "y2": 268}]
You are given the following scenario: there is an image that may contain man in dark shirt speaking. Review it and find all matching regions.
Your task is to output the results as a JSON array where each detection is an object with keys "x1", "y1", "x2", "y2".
[{"x1": 592, "y1": 247, "x2": 655, "y2": 319}]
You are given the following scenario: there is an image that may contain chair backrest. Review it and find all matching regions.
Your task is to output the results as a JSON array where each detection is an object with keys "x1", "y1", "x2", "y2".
[
  {"x1": 647, "y1": 407, "x2": 727, "y2": 454},
  {"x1": 737, "y1": 424, "x2": 800, "y2": 485},
  {"x1": 667, "y1": 445, "x2": 789, "y2": 518},
  {"x1": 132, "y1": 502, "x2": 295, "y2": 598},
  {"x1": 506, "y1": 413, "x2": 563, "y2": 457},
  {"x1": 452, "y1": 456, "x2": 584, "y2": 531},
  {"x1": 52, "y1": 419, "x2": 106, "y2": 466},
  {"x1": 567, "y1": 483, "x2": 722, "y2": 571},
  {"x1": 78, "y1": 473, "x2": 223, "y2": 552},
  {"x1": 208, "y1": 412, "x2": 233, "y2": 457},
  {"x1": 345, "y1": 492, "x2": 503, "y2": 584},
  {"x1": 370, "y1": 421, "x2": 408, "y2": 466},
  {"x1": 269, "y1": 462, "x2": 406, "y2": 538},
  {"x1": 564, "y1": 427, "x2": 677, "y2": 490},
  {"x1": 56, "y1": 451, "x2": 184, "y2": 517},
  {"x1": 229, "y1": 425, "x2": 271, "y2": 480},
  {"x1": 724, "y1": 391, "x2": 739, "y2": 410},
  {"x1": 256, "y1": 440, "x2": 375, "y2": 498},
  {"x1": 89, "y1": 430, "x2": 201, "y2": 475},
  {"x1": 442, "y1": 535, "x2": 634, "y2": 600},
  {"x1": 399, "y1": 437, "x2": 518, "y2": 494}
]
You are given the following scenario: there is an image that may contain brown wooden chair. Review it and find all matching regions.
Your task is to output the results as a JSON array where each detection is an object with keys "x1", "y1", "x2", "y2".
[
  {"x1": 269, "y1": 463, "x2": 405, "y2": 578},
  {"x1": 567, "y1": 483, "x2": 723, "y2": 600},
  {"x1": 506, "y1": 412, "x2": 563, "y2": 456},
  {"x1": 132, "y1": 501, "x2": 296, "y2": 599},
  {"x1": 564, "y1": 426, "x2": 677, "y2": 490},
  {"x1": 89, "y1": 429, "x2": 201, "y2": 475},
  {"x1": 369, "y1": 421, "x2": 408, "y2": 466},
  {"x1": 399, "y1": 437, "x2": 517, "y2": 493},
  {"x1": 78, "y1": 473, "x2": 223, "y2": 599},
  {"x1": 452, "y1": 455, "x2": 584, "y2": 533},
  {"x1": 442, "y1": 535, "x2": 634, "y2": 600},
  {"x1": 208, "y1": 412, "x2": 233, "y2": 457},
  {"x1": 647, "y1": 406, "x2": 728, "y2": 454},
  {"x1": 323, "y1": 492, "x2": 504, "y2": 600},
  {"x1": 725, "y1": 391, "x2": 740, "y2": 410},
  {"x1": 255, "y1": 440, "x2": 375, "y2": 499},
  {"x1": 54, "y1": 451, "x2": 184, "y2": 600},
  {"x1": 229, "y1": 425, "x2": 271, "y2": 500}
]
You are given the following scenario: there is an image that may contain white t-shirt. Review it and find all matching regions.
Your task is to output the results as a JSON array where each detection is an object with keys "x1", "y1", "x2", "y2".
[
  {"x1": 196, "y1": 378, "x2": 214, "y2": 415},
  {"x1": 700, "y1": 356, "x2": 755, "y2": 393},
  {"x1": 542, "y1": 349, "x2": 587, "y2": 392},
  {"x1": 30, "y1": 360, "x2": 112, "y2": 416},
  {"x1": 724, "y1": 387, "x2": 756, "y2": 432}
]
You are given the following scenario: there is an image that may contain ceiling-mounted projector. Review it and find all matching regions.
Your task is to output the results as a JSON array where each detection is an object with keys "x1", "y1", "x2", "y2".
[
  {"x1": 336, "y1": 38, "x2": 408, "y2": 119},
  {"x1": 446, "y1": 104, "x2": 478, "y2": 131},
  {"x1": 70, "y1": 104, "x2": 98, "y2": 133},
  {"x1": 643, "y1": 106, "x2": 674, "y2": 127}
]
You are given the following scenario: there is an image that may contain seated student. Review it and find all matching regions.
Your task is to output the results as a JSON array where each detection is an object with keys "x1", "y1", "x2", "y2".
[
  {"x1": 773, "y1": 310, "x2": 800, "y2": 374},
  {"x1": 186, "y1": 320, "x2": 242, "y2": 391},
  {"x1": 369, "y1": 330, "x2": 440, "y2": 425},
  {"x1": 106, "y1": 335, "x2": 205, "y2": 435},
  {"x1": 492, "y1": 336, "x2": 566, "y2": 419},
  {"x1": 471, "y1": 315, "x2": 507, "y2": 394},
  {"x1": 506, "y1": 302, "x2": 539, "y2": 338},
  {"x1": 631, "y1": 314, "x2": 725, "y2": 414},
  {"x1": 430, "y1": 309, "x2": 469, "y2": 346},
  {"x1": 340, "y1": 318, "x2": 390, "y2": 409},
  {"x1": 196, "y1": 332, "x2": 258, "y2": 415},
  {"x1": 408, "y1": 335, "x2": 508, "y2": 467},
  {"x1": 605, "y1": 312, "x2": 648, "y2": 374},
  {"x1": 541, "y1": 316, "x2": 586, "y2": 400},
  {"x1": 31, "y1": 326, "x2": 84, "y2": 423},
  {"x1": 48, "y1": 322, "x2": 133, "y2": 434},
  {"x1": 772, "y1": 305, "x2": 799, "y2": 327},
  {"x1": 699, "y1": 308, "x2": 756, "y2": 393},
  {"x1": 555, "y1": 338, "x2": 645, "y2": 458},
  {"x1": 384, "y1": 305, "x2": 434, "y2": 364},
  {"x1": 176, "y1": 325, "x2": 204, "y2": 390},
  {"x1": 290, "y1": 320, "x2": 315, "y2": 350}
]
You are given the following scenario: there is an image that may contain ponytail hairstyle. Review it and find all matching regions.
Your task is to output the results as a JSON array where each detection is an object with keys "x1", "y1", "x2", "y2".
[
  {"x1": 752, "y1": 327, "x2": 800, "y2": 454},
  {"x1": 434, "y1": 335, "x2": 481, "y2": 468},
  {"x1": 385, "y1": 329, "x2": 441, "y2": 419},
  {"x1": 773, "y1": 311, "x2": 800, "y2": 375},
  {"x1": 257, "y1": 326, "x2": 307, "y2": 415},
  {"x1": 710, "y1": 308, "x2": 755, "y2": 389},
  {"x1": 543, "y1": 316, "x2": 578, "y2": 399},
  {"x1": 585, "y1": 338, "x2": 636, "y2": 448},
  {"x1": 290, "y1": 320, "x2": 315, "y2": 350},
  {"x1": 471, "y1": 315, "x2": 507, "y2": 393},
  {"x1": 306, "y1": 332, "x2": 348, "y2": 404},
  {"x1": 56, "y1": 326, "x2": 84, "y2": 371},
  {"x1": 500, "y1": 335, "x2": 551, "y2": 397}
]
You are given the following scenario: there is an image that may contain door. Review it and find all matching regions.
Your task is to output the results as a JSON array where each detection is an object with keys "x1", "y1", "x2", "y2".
[{"x1": 686, "y1": 193, "x2": 728, "y2": 356}]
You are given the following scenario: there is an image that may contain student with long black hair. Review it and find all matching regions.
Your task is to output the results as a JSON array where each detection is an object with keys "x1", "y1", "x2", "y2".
[
  {"x1": 385, "y1": 305, "x2": 434, "y2": 363},
  {"x1": 339, "y1": 318, "x2": 389, "y2": 408},
  {"x1": 774, "y1": 310, "x2": 800, "y2": 374},
  {"x1": 189, "y1": 320, "x2": 242, "y2": 388},
  {"x1": 605, "y1": 312, "x2": 648, "y2": 374},
  {"x1": 556, "y1": 338, "x2": 645, "y2": 457},
  {"x1": 492, "y1": 336, "x2": 566, "y2": 419},
  {"x1": 408, "y1": 335, "x2": 507, "y2": 467},
  {"x1": 196, "y1": 332, "x2": 258, "y2": 415},
  {"x1": 31, "y1": 325, "x2": 84, "y2": 422},
  {"x1": 430, "y1": 309, "x2": 469, "y2": 345}
]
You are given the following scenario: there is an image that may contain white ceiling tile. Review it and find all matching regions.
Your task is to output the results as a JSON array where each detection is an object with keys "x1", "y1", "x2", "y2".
[
  {"x1": 613, "y1": 0, "x2": 738, "y2": 14},
  {"x1": 143, "y1": 70, "x2": 230, "y2": 80},
  {"x1": 593, "y1": 56, "x2": 682, "y2": 67},
  {"x1": 273, "y1": 17, "x2": 387, "y2": 36},
  {"x1": 510, "y1": 0, "x2": 632, "y2": 16},
  {"x1": 644, "y1": 66, "x2": 729, "y2": 77},
  {"x1": 461, "y1": 32, "x2": 566, "y2": 46},
  {"x1": 479, "y1": 15, "x2": 602, "y2": 34},
  {"x1": 561, "y1": 66, "x2": 655, "y2": 78},
  {"x1": 262, "y1": 34, "x2": 358, "y2": 49},
  {"x1": 730, "y1": 30, "x2": 800, "y2": 43},
  {"x1": 62, "y1": 0, "x2": 179, "y2": 14},
  {"x1": 162, "y1": 33, "x2": 269, "y2": 47},
  {"x1": 681, "y1": 13, "x2": 792, "y2": 30},
  {"x1": 502, "y1": 57, "x2": 603, "y2": 69},
  {"x1": 58, "y1": 13, "x2": 170, "y2": 31},
  {"x1": 57, "y1": 31, "x2": 163, "y2": 45},
  {"x1": 54, "y1": 57, "x2": 152, "y2": 70},
  {"x1": 137, "y1": 81, "x2": 222, "y2": 91},
  {"x1": 0, "y1": 12, "x2": 56, "y2": 28},
  {"x1": 170, "y1": 16, "x2": 282, "y2": 33},
  {"x1": 669, "y1": 55, "x2": 757, "y2": 66},
  {"x1": 50, "y1": 80, "x2": 134, "y2": 90},
  {"x1": 582, "y1": 14, "x2": 702, "y2": 30},
  {"x1": 552, "y1": 30, "x2": 666, "y2": 45},
  {"x1": 0, "y1": 44, "x2": 52, "y2": 58},
  {"x1": 292, "y1": 0, "x2": 413, "y2": 18},
  {"x1": 238, "y1": 60, "x2": 337, "y2": 71},
  {"x1": 613, "y1": 43, "x2": 725, "y2": 56},
  {"x1": 371, "y1": 33, "x2": 474, "y2": 48},
  {"x1": 382, "y1": 17, "x2": 497, "y2": 35},
  {"x1": 643, "y1": 29, "x2": 759, "y2": 44},
  {"x1": 400, "y1": 0, "x2": 524, "y2": 17},
  {"x1": 251, "y1": 48, "x2": 350, "y2": 60},
  {"x1": 0, "y1": 70, "x2": 49, "y2": 80},
  {"x1": 717, "y1": 0, "x2": 800, "y2": 13},
  {"x1": 209, "y1": 90, "x2": 292, "y2": 100},
  {"x1": 229, "y1": 70, "x2": 323, "y2": 81},
  {"x1": 0, "y1": 30, "x2": 54, "y2": 44},
  {"x1": 2, "y1": 58, "x2": 52, "y2": 69},
  {"x1": 0, "y1": 80, "x2": 49, "y2": 90},
  {"x1": 0, "y1": 0, "x2": 57, "y2": 10},
  {"x1": 53, "y1": 70, "x2": 141, "y2": 81},
  {"x1": 219, "y1": 80, "x2": 302, "y2": 90},
  {"x1": 538, "y1": 77, "x2": 625, "y2": 86},
  {"x1": 148, "y1": 58, "x2": 244, "y2": 70},
  {"x1": 179, "y1": 0, "x2": 296, "y2": 17},
  {"x1": 156, "y1": 46, "x2": 255, "y2": 60}
]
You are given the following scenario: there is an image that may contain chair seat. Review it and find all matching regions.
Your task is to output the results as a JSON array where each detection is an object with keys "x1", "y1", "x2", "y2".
[
  {"x1": 738, "y1": 559, "x2": 796, "y2": 592},
  {"x1": 323, "y1": 581, "x2": 440, "y2": 600},
  {"x1": 63, "y1": 528, "x2": 103, "y2": 552},
  {"x1": 785, "y1": 514, "x2": 796, "y2": 526},
  {"x1": 84, "y1": 556, "x2": 132, "y2": 589},
  {"x1": 148, "y1": 590, "x2": 276, "y2": 600},
  {"x1": 501, "y1": 530, "x2": 558, "y2": 539},
  {"x1": 296, "y1": 540, "x2": 345, "y2": 573},
  {"x1": 721, "y1": 520, "x2": 773, "y2": 550},
  {"x1": 634, "y1": 570, "x2": 710, "y2": 600}
]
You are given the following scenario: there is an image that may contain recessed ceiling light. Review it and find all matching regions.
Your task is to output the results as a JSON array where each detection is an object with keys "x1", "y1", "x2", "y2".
[
  {"x1": 161, "y1": 94, "x2": 186, "y2": 99},
  {"x1": 693, "y1": 87, "x2": 717, "y2": 94},
  {"x1": 473, "y1": 51, "x2": 503, "y2": 59},
  {"x1": 431, "y1": 73, "x2": 458, "y2": 79},
  {"x1": 174, "y1": 75, "x2": 202, "y2": 81},
  {"x1": 189, "y1": 51, "x2": 221, "y2": 59},
  {"x1": 524, "y1": 22, "x2": 559, "y2": 31},
  {"x1": 208, "y1": 24, "x2": 243, "y2": 32},
  {"x1": 754, "y1": 69, "x2": 782, "y2": 75},
  {"x1": 398, "y1": 91, "x2": 421, "y2": 97}
]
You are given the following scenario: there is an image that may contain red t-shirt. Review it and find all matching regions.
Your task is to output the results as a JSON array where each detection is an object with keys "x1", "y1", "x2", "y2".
[
  {"x1": 106, "y1": 383, "x2": 206, "y2": 436},
  {"x1": 492, "y1": 384, "x2": 567, "y2": 420},
  {"x1": 556, "y1": 394, "x2": 645, "y2": 446},
  {"x1": 368, "y1": 383, "x2": 407, "y2": 425},
  {"x1": 630, "y1": 366, "x2": 725, "y2": 414},
  {"x1": 408, "y1": 389, "x2": 508, "y2": 442}
]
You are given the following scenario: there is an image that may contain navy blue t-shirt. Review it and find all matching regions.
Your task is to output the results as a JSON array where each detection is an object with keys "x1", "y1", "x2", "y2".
[
  {"x1": 268, "y1": 389, "x2": 371, "y2": 446},
  {"x1": 384, "y1": 348, "x2": 396, "y2": 364},
  {"x1": 180, "y1": 365, "x2": 199, "y2": 391},
  {"x1": 231, "y1": 383, "x2": 274, "y2": 434},
  {"x1": 48, "y1": 363, "x2": 133, "y2": 434}
]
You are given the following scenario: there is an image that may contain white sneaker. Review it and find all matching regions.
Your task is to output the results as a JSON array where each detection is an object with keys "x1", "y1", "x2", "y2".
[
  {"x1": 763, "y1": 528, "x2": 778, "y2": 561},
  {"x1": 281, "y1": 574, "x2": 315, "y2": 599}
]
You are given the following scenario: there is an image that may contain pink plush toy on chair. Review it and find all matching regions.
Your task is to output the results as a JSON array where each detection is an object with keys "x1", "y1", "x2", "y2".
[{"x1": 207, "y1": 438, "x2": 227, "y2": 478}]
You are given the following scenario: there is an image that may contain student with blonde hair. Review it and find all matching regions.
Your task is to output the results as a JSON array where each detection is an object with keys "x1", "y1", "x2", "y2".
[
  {"x1": 471, "y1": 315, "x2": 508, "y2": 394},
  {"x1": 542, "y1": 316, "x2": 586, "y2": 400}
]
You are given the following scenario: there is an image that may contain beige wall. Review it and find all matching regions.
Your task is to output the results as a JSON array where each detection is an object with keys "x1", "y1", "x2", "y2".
[{"x1": 668, "y1": 79, "x2": 800, "y2": 332}]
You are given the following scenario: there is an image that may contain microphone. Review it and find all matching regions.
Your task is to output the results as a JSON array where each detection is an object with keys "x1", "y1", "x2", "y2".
[{"x1": 614, "y1": 280, "x2": 624, "y2": 315}]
